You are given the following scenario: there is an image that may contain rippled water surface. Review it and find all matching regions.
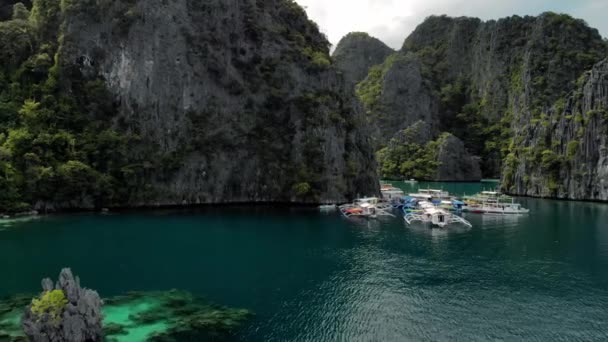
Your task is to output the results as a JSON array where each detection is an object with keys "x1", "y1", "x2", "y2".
[{"x1": 2, "y1": 182, "x2": 608, "y2": 341}]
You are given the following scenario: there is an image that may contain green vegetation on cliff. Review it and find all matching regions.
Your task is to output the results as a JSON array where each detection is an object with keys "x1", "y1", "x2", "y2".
[
  {"x1": 1, "y1": 0, "x2": 377, "y2": 212},
  {"x1": 376, "y1": 136, "x2": 441, "y2": 180},
  {"x1": 352, "y1": 12, "x2": 608, "y2": 183},
  {"x1": 375, "y1": 121, "x2": 473, "y2": 181},
  {"x1": 355, "y1": 54, "x2": 396, "y2": 111},
  {"x1": 0, "y1": 2, "x2": 149, "y2": 212}
]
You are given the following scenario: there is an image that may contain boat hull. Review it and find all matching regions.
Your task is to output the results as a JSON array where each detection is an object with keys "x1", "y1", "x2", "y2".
[{"x1": 463, "y1": 206, "x2": 529, "y2": 214}]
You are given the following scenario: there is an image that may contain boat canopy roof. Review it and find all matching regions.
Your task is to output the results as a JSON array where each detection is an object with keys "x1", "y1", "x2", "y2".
[
  {"x1": 381, "y1": 188, "x2": 404, "y2": 193},
  {"x1": 355, "y1": 197, "x2": 378, "y2": 203},
  {"x1": 419, "y1": 189, "x2": 445, "y2": 194},
  {"x1": 408, "y1": 193, "x2": 433, "y2": 198}
]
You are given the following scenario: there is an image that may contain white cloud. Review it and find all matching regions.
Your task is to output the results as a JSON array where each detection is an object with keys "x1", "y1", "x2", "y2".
[{"x1": 294, "y1": 0, "x2": 608, "y2": 50}]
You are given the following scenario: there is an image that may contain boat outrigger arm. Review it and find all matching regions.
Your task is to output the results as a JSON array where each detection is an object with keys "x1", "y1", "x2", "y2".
[
  {"x1": 404, "y1": 213, "x2": 472, "y2": 228},
  {"x1": 339, "y1": 204, "x2": 396, "y2": 218}
]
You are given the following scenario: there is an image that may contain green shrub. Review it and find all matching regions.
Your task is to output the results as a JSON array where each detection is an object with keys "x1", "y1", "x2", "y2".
[
  {"x1": 12, "y1": 3, "x2": 30, "y2": 20},
  {"x1": 356, "y1": 53, "x2": 403, "y2": 110},
  {"x1": 375, "y1": 132, "x2": 443, "y2": 180},
  {"x1": 510, "y1": 65, "x2": 524, "y2": 93},
  {"x1": 30, "y1": 290, "x2": 68, "y2": 324},
  {"x1": 553, "y1": 98, "x2": 566, "y2": 114},
  {"x1": 586, "y1": 109, "x2": 602, "y2": 118},
  {"x1": 292, "y1": 182, "x2": 311, "y2": 196},
  {"x1": 302, "y1": 48, "x2": 330, "y2": 68},
  {"x1": 566, "y1": 141, "x2": 579, "y2": 159},
  {"x1": 540, "y1": 150, "x2": 561, "y2": 172}
]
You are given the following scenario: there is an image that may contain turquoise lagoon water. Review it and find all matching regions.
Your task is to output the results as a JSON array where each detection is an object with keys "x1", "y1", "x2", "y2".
[{"x1": 1, "y1": 181, "x2": 608, "y2": 341}]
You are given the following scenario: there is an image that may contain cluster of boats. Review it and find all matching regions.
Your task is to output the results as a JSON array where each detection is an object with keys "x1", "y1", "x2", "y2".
[{"x1": 320, "y1": 182, "x2": 529, "y2": 229}]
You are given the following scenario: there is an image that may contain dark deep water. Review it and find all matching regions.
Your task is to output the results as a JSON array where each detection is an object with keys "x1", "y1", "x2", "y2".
[{"x1": 2, "y1": 182, "x2": 608, "y2": 341}]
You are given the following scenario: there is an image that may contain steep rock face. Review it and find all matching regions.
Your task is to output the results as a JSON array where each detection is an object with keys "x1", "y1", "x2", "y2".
[
  {"x1": 332, "y1": 32, "x2": 394, "y2": 86},
  {"x1": 503, "y1": 59, "x2": 608, "y2": 200},
  {"x1": 405, "y1": 14, "x2": 606, "y2": 178},
  {"x1": 51, "y1": 0, "x2": 379, "y2": 205},
  {"x1": 387, "y1": 120, "x2": 433, "y2": 147},
  {"x1": 434, "y1": 134, "x2": 482, "y2": 181},
  {"x1": 377, "y1": 121, "x2": 481, "y2": 181},
  {"x1": 363, "y1": 12, "x2": 606, "y2": 185},
  {"x1": 403, "y1": 13, "x2": 606, "y2": 122},
  {"x1": 357, "y1": 52, "x2": 438, "y2": 147}
]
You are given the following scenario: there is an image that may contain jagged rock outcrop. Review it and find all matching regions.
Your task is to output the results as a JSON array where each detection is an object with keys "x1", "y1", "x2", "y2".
[
  {"x1": 332, "y1": 32, "x2": 394, "y2": 86},
  {"x1": 388, "y1": 120, "x2": 433, "y2": 146},
  {"x1": 503, "y1": 59, "x2": 608, "y2": 200},
  {"x1": 22, "y1": 268, "x2": 103, "y2": 342},
  {"x1": 434, "y1": 134, "x2": 482, "y2": 181},
  {"x1": 357, "y1": 52, "x2": 439, "y2": 147},
  {"x1": 378, "y1": 121, "x2": 481, "y2": 181}
]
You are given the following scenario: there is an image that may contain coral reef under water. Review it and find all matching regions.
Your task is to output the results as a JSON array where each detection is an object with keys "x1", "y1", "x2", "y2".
[{"x1": 0, "y1": 289, "x2": 252, "y2": 342}]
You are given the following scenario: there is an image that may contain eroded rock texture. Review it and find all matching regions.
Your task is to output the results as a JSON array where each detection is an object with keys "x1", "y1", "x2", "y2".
[
  {"x1": 55, "y1": 0, "x2": 379, "y2": 205},
  {"x1": 22, "y1": 268, "x2": 103, "y2": 342},
  {"x1": 339, "y1": 13, "x2": 607, "y2": 189},
  {"x1": 333, "y1": 32, "x2": 394, "y2": 86}
]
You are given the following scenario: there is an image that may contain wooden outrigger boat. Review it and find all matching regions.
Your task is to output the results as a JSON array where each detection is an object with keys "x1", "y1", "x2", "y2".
[
  {"x1": 462, "y1": 191, "x2": 529, "y2": 214},
  {"x1": 404, "y1": 201, "x2": 472, "y2": 228},
  {"x1": 339, "y1": 197, "x2": 395, "y2": 219}
]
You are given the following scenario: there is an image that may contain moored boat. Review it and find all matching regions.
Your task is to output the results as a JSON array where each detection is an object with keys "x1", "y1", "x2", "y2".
[
  {"x1": 408, "y1": 188, "x2": 451, "y2": 201},
  {"x1": 403, "y1": 200, "x2": 472, "y2": 228},
  {"x1": 462, "y1": 191, "x2": 529, "y2": 214},
  {"x1": 380, "y1": 186, "x2": 405, "y2": 201},
  {"x1": 339, "y1": 197, "x2": 395, "y2": 219}
]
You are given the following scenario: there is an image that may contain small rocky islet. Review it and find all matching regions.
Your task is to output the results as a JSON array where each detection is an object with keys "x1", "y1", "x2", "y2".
[{"x1": 0, "y1": 269, "x2": 252, "y2": 342}]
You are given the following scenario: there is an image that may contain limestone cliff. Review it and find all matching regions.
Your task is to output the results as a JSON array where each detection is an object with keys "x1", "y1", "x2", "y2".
[
  {"x1": 377, "y1": 121, "x2": 481, "y2": 181},
  {"x1": 502, "y1": 59, "x2": 608, "y2": 200},
  {"x1": 333, "y1": 32, "x2": 394, "y2": 86},
  {"x1": 63, "y1": 0, "x2": 379, "y2": 205},
  {"x1": 0, "y1": 0, "x2": 379, "y2": 212},
  {"x1": 403, "y1": 13, "x2": 606, "y2": 180},
  {"x1": 356, "y1": 52, "x2": 438, "y2": 148},
  {"x1": 346, "y1": 12, "x2": 607, "y2": 189},
  {"x1": 434, "y1": 134, "x2": 482, "y2": 182}
]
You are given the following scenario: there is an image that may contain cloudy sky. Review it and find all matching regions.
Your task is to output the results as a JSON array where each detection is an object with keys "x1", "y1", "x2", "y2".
[{"x1": 294, "y1": 0, "x2": 608, "y2": 49}]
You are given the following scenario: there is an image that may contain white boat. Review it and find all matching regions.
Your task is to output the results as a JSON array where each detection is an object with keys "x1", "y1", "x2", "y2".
[
  {"x1": 403, "y1": 179, "x2": 418, "y2": 184},
  {"x1": 380, "y1": 187, "x2": 405, "y2": 201},
  {"x1": 472, "y1": 202, "x2": 529, "y2": 214},
  {"x1": 319, "y1": 204, "x2": 337, "y2": 211},
  {"x1": 408, "y1": 188, "x2": 450, "y2": 201},
  {"x1": 404, "y1": 201, "x2": 472, "y2": 228},
  {"x1": 462, "y1": 191, "x2": 529, "y2": 214},
  {"x1": 339, "y1": 197, "x2": 395, "y2": 219}
]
